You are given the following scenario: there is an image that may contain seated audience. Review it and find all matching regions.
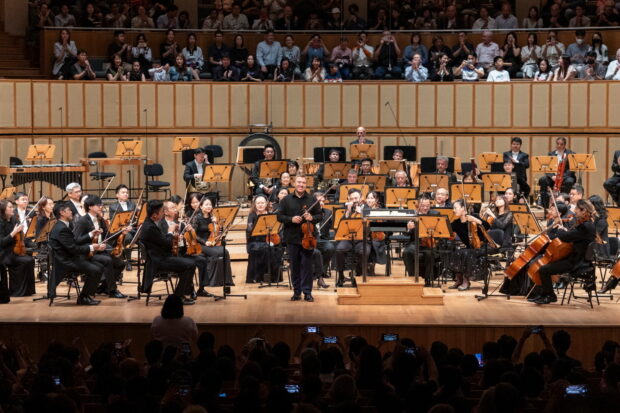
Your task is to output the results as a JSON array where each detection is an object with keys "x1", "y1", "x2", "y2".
[
  {"x1": 605, "y1": 49, "x2": 620, "y2": 80},
  {"x1": 476, "y1": 31, "x2": 501, "y2": 72},
  {"x1": 182, "y1": 32, "x2": 204, "y2": 81},
  {"x1": 523, "y1": 6, "x2": 543, "y2": 29},
  {"x1": 213, "y1": 54, "x2": 240, "y2": 81},
  {"x1": 252, "y1": 7, "x2": 274, "y2": 31},
  {"x1": 223, "y1": 3, "x2": 249, "y2": 30},
  {"x1": 451, "y1": 32, "x2": 474, "y2": 68},
  {"x1": 454, "y1": 53, "x2": 484, "y2": 81},
  {"x1": 148, "y1": 62, "x2": 170, "y2": 82},
  {"x1": 274, "y1": 58, "x2": 294, "y2": 82},
  {"x1": 534, "y1": 58, "x2": 553, "y2": 81},
  {"x1": 104, "y1": 2, "x2": 128, "y2": 28},
  {"x1": 302, "y1": 34, "x2": 330, "y2": 69},
  {"x1": 54, "y1": 4, "x2": 76, "y2": 27},
  {"x1": 157, "y1": 4, "x2": 179, "y2": 29},
  {"x1": 275, "y1": 5, "x2": 300, "y2": 31},
  {"x1": 241, "y1": 55, "x2": 263, "y2": 82},
  {"x1": 128, "y1": 60, "x2": 146, "y2": 81},
  {"x1": 256, "y1": 29, "x2": 281, "y2": 79},
  {"x1": 330, "y1": 37, "x2": 352, "y2": 80},
  {"x1": 521, "y1": 33, "x2": 542, "y2": 79},
  {"x1": 589, "y1": 32, "x2": 609, "y2": 65},
  {"x1": 160, "y1": 29, "x2": 180, "y2": 67},
  {"x1": 208, "y1": 30, "x2": 230, "y2": 71},
  {"x1": 169, "y1": 54, "x2": 193, "y2": 82},
  {"x1": 202, "y1": 8, "x2": 223, "y2": 30},
  {"x1": 403, "y1": 33, "x2": 428, "y2": 68},
  {"x1": 405, "y1": 53, "x2": 428, "y2": 82},
  {"x1": 304, "y1": 57, "x2": 326, "y2": 82},
  {"x1": 430, "y1": 53, "x2": 453, "y2": 82},
  {"x1": 53, "y1": 28, "x2": 77, "y2": 80},
  {"x1": 495, "y1": 2, "x2": 519, "y2": 30},
  {"x1": 131, "y1": 33, "x2": 152, "y2": 74},
  {"x1": 131, "y1": 5, "x2": 155, "y2": 28},
  {"x1": 472, "y1": 6, "x2": 495, "y2": 31},
  {"x1": 71, "y1": 49, "x2": 96, "y2": 80},
  {"x1": 230, "y1": 34, "x2": 249, "y2": 69},
  {"x1": 324, "y1": 63, "x2": 342, "y2": 83},
  {"x1": 106, "y1": 53, "x2": 127, "y2": 81},
  {"x1": 278, "y1": 35, "x2": 302, "y2": 78},
  {"x1": 487, "y1": 56, "x2": 510, "y2": 82},
  {"x1": 80, "y1": 2, "x2": 103, "y2": 27}
]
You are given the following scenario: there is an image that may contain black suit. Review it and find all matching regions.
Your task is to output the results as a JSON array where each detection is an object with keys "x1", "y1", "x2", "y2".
[
  {"x1": 250, "y1": 160, "x2": 277, "y2": 196},
  {"x1": 65, "y1": 200, "x2": 83, "y2": 220},
  {"x1": 604, "y1": 150, "x2": 620, "y2": 205},
  {"x1": 0, "y1": 218, "x2": 35, "y2": 297},
  {"x1": 538, "y1": 149, "x2": 576, "y2": 208},
  {"x1": 502, "y1": 150, "x2": 531, "y2": 197},
  {"x1": 108, "y1": 200, "x2": 137, "y2": 262},
  {"x1": 48, "y1": 220, "x2": 103, "y2": 298},
  {"x1": 139, "y1": 217, "x2": 195, "y2": 296},
  {"x1": 183, "y1": 160, "x2": 208, "y2": 186},
  {"x1": 73, "y1": 214, "x2": 124, "y2": 294},
  {"x1": 108, "y1": 200, "x2": 136, "y2": 216}
]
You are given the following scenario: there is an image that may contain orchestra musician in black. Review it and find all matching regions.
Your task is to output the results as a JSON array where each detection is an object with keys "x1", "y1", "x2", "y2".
[
  {"x1": 603, "y1": 150, "x2": 620, "y2": 206},
  {"x1": 403, "y1": 197, "x2": 440, "y2": 286},
  {"x1": 277, "y1": 175, "x2": 323, "y2": 302},
  {"x1": 108, "y1": 184, "x2": 136, "y2": 271},
  {"x1": 0, "y1": 199, "x2": 35, "y2": 298},
  {"x1": 334, "y1": 188, "x2": 368, "y2": 287},
  {"x1": 250, "y1": 144, "x2": 277, "y2": 196},
  {"x1": 502, "y1": 137, "x2": 530, "y2": 199},
  {"x1": 538, "y1": 136, "x2": 576, "y2": 209},
  {"x1": 139, "y1": 199, "x2": 197, "y2": 305},
  {"x1": 183, "y1": 147, "x2": 210, "y2": 192},
  {"x1": 73, "y1": 195, "x2": 127, "y2": 299},
  {"x1": 48, "y1": 202, "x2": 105, "y2": 305}
]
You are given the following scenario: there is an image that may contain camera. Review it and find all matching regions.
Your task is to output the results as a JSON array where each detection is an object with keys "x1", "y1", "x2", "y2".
[
  {"x1": 178, "y1": 385, "x2": 191, "y2": 396},
  {"x1": 52, "y1": 376, "x2": 61, "y2": 386},
  {"x1": 382, "y1": 333, "x2": 399, "y2": 342}
]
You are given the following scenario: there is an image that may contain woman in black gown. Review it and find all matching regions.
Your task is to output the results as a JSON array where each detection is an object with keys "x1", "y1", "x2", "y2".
[
  {"x1": 0, "y1": 199, "x2": 35, "y2": 297},
  {"x1": 192, "y1": 197, "x2": 234, "y2": 289},
  {"x1": 246, "y1": 195, "x2": 282, "y2": 284}
]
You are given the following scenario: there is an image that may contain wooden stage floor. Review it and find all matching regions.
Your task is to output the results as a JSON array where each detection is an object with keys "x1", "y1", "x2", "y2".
[{"x1": 2, "y1": 261, "x2": 620, "y2": 368}]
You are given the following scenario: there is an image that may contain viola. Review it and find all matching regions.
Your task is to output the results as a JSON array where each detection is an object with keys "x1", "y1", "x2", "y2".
[
  {"x1": 183, "y1": 227, "x2": 202, "y2": 256},
  {"x1": 111, "y1": 232, "x2": 126, "y2": 258},
  {"x1": 301, "y1": 205, "x2": 317, "y2": 251},
  {"x1": 171, "y1": 230, "x2": 180, "y2": 256},
  {"x1": 266, "y1": 232, "x2": 281, "y2": 246},
  {"x1": 12, "y1": 230, "x2": 26, "y2": 256}
]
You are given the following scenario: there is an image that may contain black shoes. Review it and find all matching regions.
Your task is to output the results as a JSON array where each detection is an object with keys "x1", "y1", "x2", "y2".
[
  {"x1": 534, "y1": 294, "x2": 557, "y2": 305},
  {"x1": 598, "y1": 277, "x2": 619, "y2": 294},
  {"x1": 291, "y1": 294, "x2": 302, "y2": 301},
  {"x1": 304, "y1": 294, "x2": 314, "y2": 302},
  {"x1": 77, "y1": 295, "x2": 101, "y2": 306},
  {"x1": 125, "y1": 263, "x2": 132, "y2": 272},
  {"x1": 197, "y1": 289, "x2": 214, "y2": 297},
  {"x1": 108, "y1": 290, "x2": 127, "y2": 299},
  {"x1": 317, "y1": 277, "x2": 330, "y2": 289},
  {"x1": 182, "y1": 298, "x2": 195, "y2": 305}
]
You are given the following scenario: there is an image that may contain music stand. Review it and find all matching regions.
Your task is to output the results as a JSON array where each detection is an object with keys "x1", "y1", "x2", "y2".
[
  {"x1": 35, "y1": 219, "x2": 55, "y2": 243},
  {"x1": 407, "y1": 199, "x2": 418, "y2": 210},
  {"x1": 251, "y1": 214, "x2": 285, "y2": 289},
  {"x1": 26, "y1": 144, "x2": 55, "y2": 161},
  {"x1": 482, "y1": 173, "x2": 512, "y2": 193},
  {"x1": 450, "y1": 183, "x2": 483, "y2": 204},
  {"x1": 25, "y1": 216, "x2": 37, "y2": 239},
  {"x1": 568, "y1": 153, "x2": 597, "y2": 186},
  {"x1": 323, "y1": 162, "x2": 351, "y2": 181},
  {"x1": 420, "y1": 174, "x2": 449, "y2": 194},
  {"x1": 213, "y1": 205, "x2": 240, "y2": 230},
  {"x1": 173, "y1": 137, "x2": 199, "y2": 152},
  {"x1": 202, "y1": 164, "x2": 235, "y2": 194},
  {"x1": 532, "y1": 156, "x2": 558, "y2": 175},
  {"x1": 418, "y1": 215, "x2": 452, "y2": 286},
  {"x1": 433, "y1": 207, "x2": 455, "y2": 223},
  {"x1": 259, "y1": 160, "x2": 287, "y2": 179},
  {"x1": 357, "y1": 175, "x2": 388, "y2": 192},
  {"x1": 607, "y1": 207, "x2": 620, "y2": 237},
  {"x1": 208, "y1": 205, "x2": 244, "y2": 300},
  {"x1": 338, "y1": 184, "x2": 370, "y2": 203},
  {"x1": 379, "y1": 160, "x2": 406, "y2": 177},
  {"x1": 350, "y1": 144, "x2": 377, "y2": 160},
  {"x1": 115, "y1": 140, "x2": 143, "y2": 158},
  {"x1": 0, "y1": 187, "x2": 15, "y2": 200},
  {"x1": 385, "y1": 187, "x2": 417, "y2": 208},
  {"x1": 331, "y1": 208, "x2": 346, "y2": 229},
  {"x1": 478, "y1": 152, "x2": 502, "y2": 171},
  {"x1": 508, "y1": 204, "x2": 528, "y2": 213},
  {"x1": 335, "y1": 218, "x2": 364, "y2": 284},
  {"x1": 513, "y1": 211, "x2": 542, "y2": 239}
]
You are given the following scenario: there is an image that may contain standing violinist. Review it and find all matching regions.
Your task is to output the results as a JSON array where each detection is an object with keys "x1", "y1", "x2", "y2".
[
  {"x1": 277, "y1": 175, "x2": 323, "y2": 302},
  {"x1": 193, "y1": 197, "x2": 234, "y2": 289},
  {"x1": 334, "y1": 188, "x2": 368, "y2": 287},
  {"x1": 140, "y1": 199, "x2": 197, "y2": 305},
  {"x1": 502, "y1": 137, "x2": 530, "y2": 199},
  {"x1": 73, "y1": 195, "x2": 127, "y2": 299},
  {"x1": 603, "y1": 150, "x2": 620, "y2": 206},
  {"x1": 403, "y1": 197, "x2": 440, "y2": 285},
  {"x1": 531, "y1": 199, "x2": 596, "y2": 305},
  {"x1": 108, "y1": 184, "x2": 137, "y2": 271},
  {"x1": 0, "y1": 199, "x2": 35, "y2": 297},
  {"x1": 449, "y1": 199, "x2": 491, "y2": 291},
  {"x1": 538, "y1": 136, "x2": 576, "y2": 209}
]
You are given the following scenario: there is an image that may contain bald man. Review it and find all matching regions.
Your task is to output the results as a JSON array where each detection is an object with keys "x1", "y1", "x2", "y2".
[{"x1": 350, "y1": 126, "x2": 374, "y2": 145}]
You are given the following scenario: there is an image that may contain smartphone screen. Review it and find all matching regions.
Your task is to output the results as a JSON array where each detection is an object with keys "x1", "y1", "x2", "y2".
[
  {"x1": 285, "y1": 384, "x2": 300, "y2": 394},
  {"x1": 475, "y1": 353, "x2": 485, "y2": 367},
  {"x1": 323, "y1": 336, "x2": 338, "y2": 344},
  {"x1": 306, "y1": 326, "x2": 319, "y2": 334},
  {"x1": 565, "y1": 385, "x2": 588, "y2": 396},
  {"x1": 382, "y1": 333, "x2": 399, "y2": 342}
]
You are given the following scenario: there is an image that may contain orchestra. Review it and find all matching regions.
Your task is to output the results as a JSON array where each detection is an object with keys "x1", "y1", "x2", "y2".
[{"x1": 2, "y1": 131, "x2": 620, "y2": 310}]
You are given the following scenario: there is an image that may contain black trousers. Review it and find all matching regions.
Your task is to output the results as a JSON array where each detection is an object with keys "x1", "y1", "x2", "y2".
[
  {"x1": 403, "y1": 244, "x2": 434, "y2": 281},
  {"x1": 538, "y1": 175, "x2": 575, "y2": 208},
  {"x1": 538, "y1": 258, "x2": 575, "y2": 295},
  {"x1": 317, "y1": 239, "x2": 335, "y2": 276},
  {"x1": 517, "y1": 176, "x2": 531, "y2": 198},
  {"x1": 0, "y1": 266, "x2": 8, "y2": 303},
  {"x1": 288, "y1": 243, "x2": 314, "y2": 296},
  {"x1": 7, "y1": 254, "x2": 35, "y2": 297},
  {"x1": 335, "y1": 240, "x2": 370, "y2": 273},
  {"x1": 604, "y1": 175, "x2": 620, "y2": 204},
  {"x1": 91, "y1": 252, "x2": 124, "y2": 293},
  {"x1": 66, "y1": 257, "x2": 104, "y2": 297},
  {"x1": 200, "y1": 245, "x2": 233, "y2": 286},
  {"x1": 155, "y1": 256, "x2": 196, "y2": 297}
]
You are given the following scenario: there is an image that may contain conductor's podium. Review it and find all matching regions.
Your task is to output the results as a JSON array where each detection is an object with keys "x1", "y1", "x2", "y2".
[{"x1": 337, "y1": 278, "x2": 444, "y2": 305}]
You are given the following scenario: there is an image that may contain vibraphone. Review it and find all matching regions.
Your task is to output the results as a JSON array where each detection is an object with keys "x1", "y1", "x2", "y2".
[{"x1": 0, "y1": 164, "x2": 86, "y2": 191}]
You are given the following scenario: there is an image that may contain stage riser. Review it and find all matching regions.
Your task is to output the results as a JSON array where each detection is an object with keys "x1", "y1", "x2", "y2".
[
  {"x1": 1, "y1": 323, "x2": 618, "y2": 370},
  {"x1": 337, "y1": 284, "x2": 444, "y2": 305}
]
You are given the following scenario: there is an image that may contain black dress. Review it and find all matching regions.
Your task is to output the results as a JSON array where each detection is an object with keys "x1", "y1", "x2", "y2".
[
  {"x1": 193, "y1": 214, "x2": 234, "y2": 287},
  {"x1": 0, "y1": 218, "x2": 35, "y2": 297},
  {"x1": 246, "y1": 212, "x2": 282, "y2": 283},
  {"x1": 448, "y1": 215, "x2": 490, "y2": 281}
]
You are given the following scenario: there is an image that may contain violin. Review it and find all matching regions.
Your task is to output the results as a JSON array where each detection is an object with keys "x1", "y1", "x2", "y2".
[
  {"x1": 371, "y1": 231, "x2": 385, "y2": 241},
  {"x1": 12, "y1": 228, "x2": 26, "y2": 256},
  {"x1": 207, "y1": 221, "x2": 219, "y2": 246},
  {"x1": 183, "y1": 226, "x2": 202, "y2": 256},
  {"x1": 266, "y1": 232, "x2": 281, "y2": 246},
  {"x1": 301, "y1": 205, "x2": 317, "y2": 250},
  {"x1": 171, "y1": 229, "x2": 180, "y2": 256}
]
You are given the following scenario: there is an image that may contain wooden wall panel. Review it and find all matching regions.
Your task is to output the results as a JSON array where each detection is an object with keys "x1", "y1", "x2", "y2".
[
  {"x1": 174, "y1": 84, "x2": 193, "y2": 127},
  {"x1": 155, "y1": 84, "x2": 174, "y2": 128},
  {"x1": 269, "y1": 84, "x2": 285, "y2": 128},
  {"x1": 492, "y1": 84, "x2": 511, "y2": 127},
  {"x1": 32, "y1": 82, "x2": 50, "y2": 128},
  {"x1": 15, "y1": 82, "x2": 32, "y2": 128},
  {"x1": 0, "y1": 83, "x2": 15, "y2": 128},
  {"x1": 531, "y1": 84, "x2": 549, "y2": 128},
  {"x1": 102, "y1": 83, "x2": 121, "y2": 128},
  {"x1": 417, "y1": 85, "x2": 435, "y2": 127},
  {"x1": 589, "y1": 83, "x2": 607, "y2": 127},
  {"x1": 66, "y1": 83, "x2": 84, "y2": 128},
  {"x1": 83, "y1": 83, "x2": 102, "y2": 128},
  {"x1": 285, "y1": 85, "x2": 303, "y2": 127},
  {"x1": 304, "y1": 85, "x2": 322, "y2": 127},
  {"x1": 193, "y1": 83, "x2": 211, "y2": 128},
  {"x1": 436, "y1": 85, "x2": 454, "y2": 127},
  {"x1": 550, "y1": 83, "x2": 569, "y2": 127},
  {"x1": 360, "y1": 84, "x2": 379, "y2": 127},
  {"x1": 569, "y1": 83, "x2": 588, "y2": 128},
  {"x1": 609, "y1": 83, "x2": 620, "y2": 127},
  {"x1": 323, "y1": 85, "x2": 341, "y2": 127},
  {"x1": 342, "y1": 85, "x2": 360, "y2": 127},
  {"x1": 397, "y1": 84, "x2": 416, "y2": 128},
  {"x1": 512, "y1": 83, "x2": 530, "y2": 127},
  {"x1": 249, "y1": 84, "x2": 267, "y2": 125},
  {"x1": 49, "y1": 83, "x2": 66, "y2": 128},
  {"x1": 379, "y1": 84, "x2": 397, "y2": 127},
  {"x1": 211, "y1": 84, "x2": 229, "y2": 128},
  {"x1": 454, "y1": 84, "x2": 473, "y2": 128},
  {"x1": 474, "y1": 84, "x2": 492, "y2": 127},
  {"x1": 454, "y1": 136, "x2": 471, "y2": 161}
]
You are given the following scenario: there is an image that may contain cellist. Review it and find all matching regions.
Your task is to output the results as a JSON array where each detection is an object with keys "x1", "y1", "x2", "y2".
[{"x1": 531, "y1": 199, "x2": 596, "y2": 305}]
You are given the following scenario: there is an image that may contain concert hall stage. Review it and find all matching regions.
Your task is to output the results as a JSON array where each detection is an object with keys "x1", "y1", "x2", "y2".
[{"x1": 1, "y1": 261, "x2": 619, "y2": 369}]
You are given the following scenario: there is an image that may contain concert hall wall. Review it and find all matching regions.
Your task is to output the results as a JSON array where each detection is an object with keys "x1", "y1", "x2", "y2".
[{"x1": 0, "y1": 79, "x2": 617, "y2": 199}]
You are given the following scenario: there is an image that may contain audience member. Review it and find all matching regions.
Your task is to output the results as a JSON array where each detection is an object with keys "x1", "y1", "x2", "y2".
[
  {"x1": 160, "y1": 29, "x2": 180, "y2": 67},
  {"x1": 495, "y1": 2, "x2": 519, "y2": 30},
  {"x1": 252, "y1": 7, "x2": 274, "y2": 31},
  {"x1": 428, "y1": 35, "x2": 452, "y2": 71},
  {"x1": 128, "y1": 60, "x2": 145, "y2": 81},
  {"x1": 475, "y1": 31, "x2": 501, "y2": 71},
  {"x1": 202, "y1": 8, "x2": 223, "y2": 30},
  {"x1": 148, "y1": 62, "x2": 170, "y2": 82},
  {"x1": 157, "y1": 4, "x2": 178, "y2": 29},
  {"x1": 403, "y1": 33, "x2": 429, "y2": 68},
  {"x1": 169, "y1": 53, "x2": 193, "y2": 82},
  {"x1": 501, "y1": 32, "x2": 521, "y2": 78},
  {"x1": 326, "y1": 8, "x2": 345, "y2": 30},
  {"x1": 53, "y1": 28, "x2": 77, "y2": 80},
  {"x1": 279, "y1": 35, "x2": 301, "y2": 78},
  {"x1": 178, "y1": 11, "x2": 191, "y2": 29},
  {"x1": 302, "y1": 34, "x2": 330, "y2": 69},
  {"x1": 213, "y1": 54, "x2": 240, "y2": 81},
  {"x1": 405, "y1": 53, "x2": 428, "y2": 82},
  {"x1": 545, "y1": 3, "x2": 568, "y2": 28},
  {"x1": 230, "y1": 34, "x2": 249, "y2": 68},
  {"x1": 223, "y1": 3, "x2": 249, "y2": 30},
  {"x1": 330, "y1": 37, "x2": 352, "y2": 80},
  {"x1": 521, "y1": 33, "x2": 542, "y2": 79},
  {"x1": 534, "y1": 58, "x2": 553, "y2": 81},
  {"x1": 414, "y1": 6, "x2": 437, "y2": 30},
  {"x1": 54, "y1": 4, "x2": 76, "y2": 27},
  {"x1": 305, "y1": 57, "x2": 326, "y2": 82},
  {"x1": 595, "y1": 2, "x2": 620, "y2": 26},
  {"x1": 437, "y1": 5, "x2": 463, "y2": 30},
  {"x1": 553, "y1": 56, "x2": 573, "y2": 81},
  {"x1": 523, "y1": 6, "x2": 544, "y2": 29},
  {"x1": 275, "y1": 5, "x2": 300, "y2": 30},
  {"x1": 183, "y1": 32, "x2": 204, "y2": 80},
  {"x1": 589, "y1": 32, "x2": 609, "y2": 64},
  {"x1": 106, "y1": 53, "x2": 126, "y2": 81},
  {"x1": 431, "y1": 53, "x2": 454, "y2": 82},
  {"x1": 583, "y1": 51, "x2": 606, "y2": 80},
  {"x1": 454, "y1": 53, "x2": 484, "y2": 81},
  {"x1": 351, "y1": 31, "x2": 374, "y2": 80},
  {"x1": 345, "y1": 3, "x2": 366, "y2": 30},
  {"x1": 150, "y1": 294, "x2": 198, "y2": 349},
  {"x1": 487, "y1": 56, "x2": 510, "y2": 82},
  {"x1": 605, "y1": 48, "x2": 620, "y2": 80},
  {"x1": 541, "y1": 30, "x2": 565, "y2": 70},
  {"x1": 131, "y1": 5, "x2": 155, "y2": 28},
  {"x1": 208, "y1": 30, "x2": 230, "y2": 70},
  {"x1": 565, "y1": 30, "x2": 589, "y2": 78},
  {"x1": 131, "y1": 33, "x2": 152, "y2": 74},
  {"x1": 324, "y1": 63, "x2": 343, "y2": 83},
  {"x1": 106, "y1": 29, "x2": 130, "y2": 66},
  {"x1": 451, "y1": 32, "x2": 475, "y2": 68},
  {"x1": 71, "y1": 49, "x2": 96, "y2": 80},
  {"x1": 374, "y1": 30, "x2": 401, "y2": 79},
  {"x1": 274, "y1": 58, "x2": 294, "y2": 82},
  {"x1": 241, "y1": 55, "x2": 263, "y2": 81},
  {"x1": 472, "y1": 6, "x2": 496, "y2": 31},
  {"x1": 104, "y1": 2, "x2": 128, "y2": 28},
  {"x1": 80, "y1": 3, "x2": 103, "y2": 28},
  {"x1": 256, "y1": 29, "x2": 281, "y2": 79},
  {"x1": 569, "y1": 4, "x2": 591, "y2": 27}
]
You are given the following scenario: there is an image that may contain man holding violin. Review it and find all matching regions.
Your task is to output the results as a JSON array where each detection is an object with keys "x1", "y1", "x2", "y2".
[
  {"x1": 73, "y1": 195, "x2": 127, "y2": 299},
  {"x1": 277, "y1": 175, "x2": 323, "y2": 302}
]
